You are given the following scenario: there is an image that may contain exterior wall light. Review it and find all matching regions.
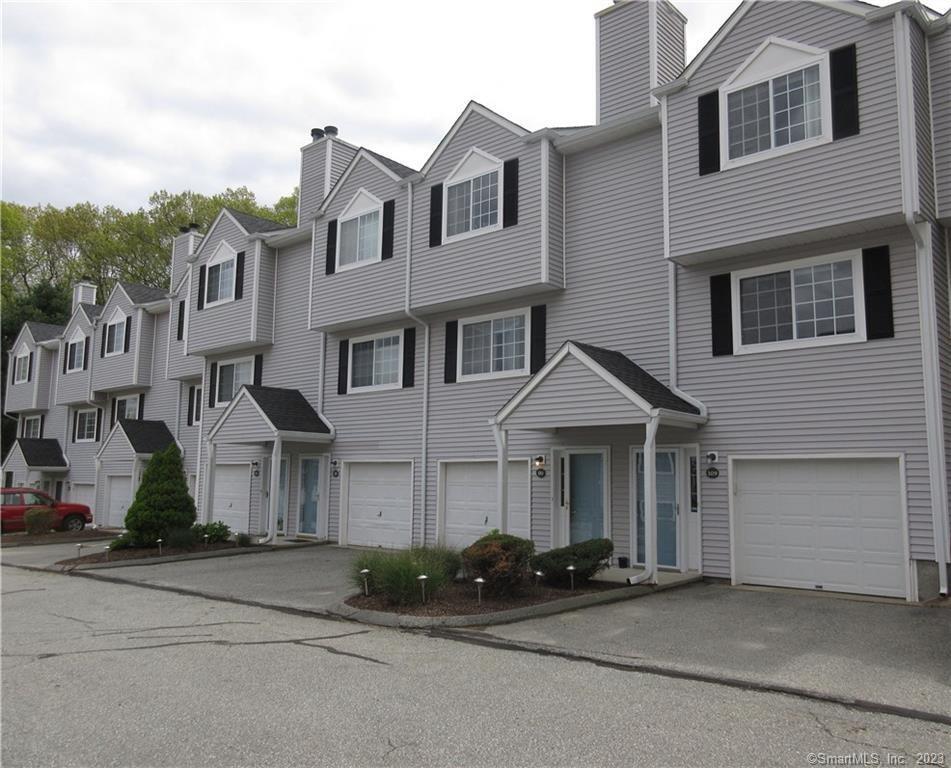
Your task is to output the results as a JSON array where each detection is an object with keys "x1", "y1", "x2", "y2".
[{"x1": 534, "y1": 455, "x2": 547, "y2": 478}]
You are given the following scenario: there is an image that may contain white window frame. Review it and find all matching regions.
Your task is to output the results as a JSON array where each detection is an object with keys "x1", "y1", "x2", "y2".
[
  {"x1": 22, "y1": 416, "x2": 41, "y2": 438},
  {"x1": 457, "y1": 308, "x2": 531, "y2": 382},
  {"x1": 65, "y1": 327, "x2": 86, "y2": 373},
  {"x1": 13, "y1": 345, "x2": 30, "y2": 383},
  {"x1": 193, "y1": 386, "x2": 203, "y2": 425},
  {"x1": 115, "y1": 395, "x2": 139, "y2": 421},
  {"x1": 335, "y1": 188, "x2": 384, "y2": 273},
  {"x1": 347, "y1": 330, "x2": 403, "y2": 393},
  {"x1": 205, "y1": 241, "x2": 237, "y2": 308},
  {"x1": 104, "y1": 308, "x2": 127, "y2": 357},
  {"x1": 730, "y1": 249, "x2": 867, "y2": 356},
  {"x1": 75, "y1": 408, "x2": 97, "y2": 443},
  {"x1": 719, "y1": 37, "x2": 833, "y2": 171},
  {"x1": 442, "y1": 148, "x2": 504, "y2": 245},
  {"x1": 214, "y1": 356, "x2": 254, "y2": 407}
]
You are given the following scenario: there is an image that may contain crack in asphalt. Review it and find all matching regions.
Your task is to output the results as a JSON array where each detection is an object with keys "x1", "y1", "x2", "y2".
[
  {"x1": 93, "y1": 621, "x2": 260, "y2": 637},
  {"x1": 2, "y1": 588, "x2": 47, "y2": 595},
  {"x1": 808, "y1": 711, "x2": 916, "y2": 758},
  {"x1": 381, "y1": 736, "x2": 418, "y2": 761},
  {"x1": 47, "y1": 611, "x2": 97, "y2": 629}
]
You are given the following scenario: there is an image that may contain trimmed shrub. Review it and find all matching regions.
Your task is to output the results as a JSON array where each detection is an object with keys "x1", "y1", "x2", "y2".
[
  {"x1": 350, "y1": 546, "x2": 460, "y2": 606},
  {"x1": 124, "y1": 444, "x2": 196, "y2": 545},
  {"x1": 166, "y1": 527, "x2": 198, "y2": 549},
  {"x1": 191, "y1": 521, "x2": 231, "y2": 544},
  {"x1": 530, "y1": 538, "x2": 614, "y2": 587},
  {"x1": 108, "y1": 531, "x2": 135, "y2": 551},
  {"x1": 461, "y1": 532, "x2": 535, "y2": 596},
  {"x1": 24, "y1": 508, "x2": 57, "y2": 535}
]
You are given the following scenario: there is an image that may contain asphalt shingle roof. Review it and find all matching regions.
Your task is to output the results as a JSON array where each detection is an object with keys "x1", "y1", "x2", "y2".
[
  {"x1": 225, "y1": 207, "x2": 289, "y2": 234},
  {"x1": 243, "y1": 386, "x2": 331, "y2": 433},
  {"x1": 16, "y1": 439, "x2": 68, "y2": 468},
  {"x1": 79, "y1": 303, "x2": 103, "y2": 321},
  {"x1": 364, "y1": 148, "x2": 418, "y2": 179},
  {"x1": 570, "y1": 341, "x2": 701, "y2": 415},
  {"x1": 119, "y1": 420, "x2": 176, "y2": 454},
  {"x1": 25, "y1": 321, "x2": 65, "y2": 342},
  {"x1": 121, "y1": 282, "x2": 168, "y2": 305}
]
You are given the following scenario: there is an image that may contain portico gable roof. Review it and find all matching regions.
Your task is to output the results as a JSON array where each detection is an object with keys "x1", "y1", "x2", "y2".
[{"x1": 208, "y1": 386, "x2": 334, "y2": 444}]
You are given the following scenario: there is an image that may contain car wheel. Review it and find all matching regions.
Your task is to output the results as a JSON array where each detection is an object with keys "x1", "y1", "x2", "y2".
[{"x1": 62, "y1": 515, "x2": 85, "y2": 532}]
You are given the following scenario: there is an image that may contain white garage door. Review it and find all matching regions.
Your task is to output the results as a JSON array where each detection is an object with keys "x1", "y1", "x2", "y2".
[
  {"x1": 734, "y1": 458, "x2": 906, "y2": 598},
  {"x1": 346, "y1": 462, "x2": 412, "y2": 549},
  {"x1": 70, "y1": 483, "x2": 95, "y2": 511},
  {"x1": 107, "y1": 475, "x2": 132, "y2": 528},
  {"x1": 212, "y1": 464, "x2": 251, "y2": 534},
  {"x1": 443, "y1": 461, "x2": 530, "y2": 549}
]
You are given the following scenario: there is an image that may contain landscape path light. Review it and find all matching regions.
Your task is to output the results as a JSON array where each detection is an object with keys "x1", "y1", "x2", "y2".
[
  {"x1": 474, "y1": 577, "x2": 485, "y2": 605},
  {"x1": 360, "y1": 569, "x2": 371, "y2": 596},
  {"x1": 204, "y1": 534, "x2": 210, "y2": 550},
  {"x1": 534, "y1": 570, "x2": 544, "y2": 586},
  {"x1": 157, "y1": 538, "x2": 163, "y2": 556},
  {"x1": 104, "y1": 543, "x2": 111, "y2": 562},
  {"x1": 75, "y1": 543, "x2": 83, "y2": 560},
  {"x1": 566, "y1": 564, "x2": 576, "y2": 591},
  {"x1": 417, "y1": 574, "x2": 428, "y2": 603}
]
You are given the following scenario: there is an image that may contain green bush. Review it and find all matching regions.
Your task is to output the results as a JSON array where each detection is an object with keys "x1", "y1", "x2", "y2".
[
  {"x1": 350, "y1": 546, "x2": 461, "y2": 606},
  {"x1": 24, "y1": 507, "x2": 57, "y2": 535},
  {"x1": 461, "y1": 532, "x2": 535, "y2": 596},
  {"x1": 166, "y1": 527, "x2": 197, "y2": 550},
  {"x1": 191, "y1": 521, "x2": 231, "y2": 544},
  {"x1": 124, "y1": 444, "x2": 196, "y2": 545},
  {"x1": 108, "y1": 531, "x2": 136, "y2": 550},
  {"x1": 530, "y1": 538, "x2": 614, "y2": 587}
]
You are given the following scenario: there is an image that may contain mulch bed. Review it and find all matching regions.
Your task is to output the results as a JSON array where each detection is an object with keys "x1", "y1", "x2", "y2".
[
  {"x1": 345, "y1": 579, "x2": 625, "y2": 617},
  {"x1": 1, "y1": 529, "x2": 119, "y2": 548},
  {"x1": 55, "y1": 541, "x2": 251, "y2": 566}
]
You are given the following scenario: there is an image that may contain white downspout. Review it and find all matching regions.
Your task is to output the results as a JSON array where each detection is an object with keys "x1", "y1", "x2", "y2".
[
  {"x1": 628, "y1": 416, "x2": 659, "y2": 586},
  {"x1": 493, "y1": 422, "x2": 509, "y2": 534},
  {"x1": 258, "y1": 435, "x2": 281, "y2": 545}
]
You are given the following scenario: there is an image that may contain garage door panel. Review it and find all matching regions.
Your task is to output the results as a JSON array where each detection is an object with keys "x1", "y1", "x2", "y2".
[
  {"x1": 212, "y1": 465, "x2": 251, "y2": 533},
  {"x1": 107, "y1": 476, "x2": 132, "y2": 528},
  {"x1": 443, "y1": 461, "x2": 529, "y2": 550},
  {"x1": 347, "y1": 463, "x2": 412, "y2": 549},
  {"x1": 735, "y1": 459, "x2": 905, "y2": 598}
]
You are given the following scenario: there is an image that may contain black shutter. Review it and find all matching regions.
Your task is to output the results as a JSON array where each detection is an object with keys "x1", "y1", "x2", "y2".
[
  {"x1": 698, "y1": 91, "x2": 720, "y2": 176},
  {"x1": 95, "y1": 409, "x2": 102, "y2": 442},
  {"x1": 831, "y1": 44, "x2": 859, "y2": 140},
  {"x1": 72, "y1": 411, "x2": 77, "y2": 443},
  {"x1": 187, "y1": 386, "x2": 195, "y2": 426},
  {"x1": 83, "y1": 336, "x2": 90, "y2": 370},
  {"x1": 530, "y1": 305, "x2": 547, "y2": 374},
  {"x1": 39, "y1": 415, "x2": 44, "y2": 438},
  {"x1": 111, "y1": 398, "x2": 118, "y2": 428},
  {"x1": 124, "y1": 316, "x2": 132, "y2": 353},
  {"x1": 197, "y1": 265, "x2": 206, "y2": 310},
  {"x1": 337, "y1": 340, "x2": 349, "y2": 395},
  {"x1": 235, "y1": 251, "x2": 245, "y2": 300},
  {"x1": 325, "y1": 220, "x2": 338, "y2": 275},
  {"x1": 177, "y1": 301, "x2": 186, "y2": 340},
  {"x1": 503, "y1": 159, "x2": 519, "y2": 228},
  {"x1": 382, "y1": 200, "x2": 396, "y2": 260},
  {"x1": 253, "y1": 354, "x2": 263, "y2": 386},
  {"x1": 138, "y1": 393, "x2": 145, "y2": 420},
  {"x1": 208, "y1": 363, "x2": 218, "y2": 408},
  {"x1": 444, "y1": 320, "x2": 458, "y2": 384},
  {"x1": 100, "y1": 325, "x2": 107, "y2": 357},
  {"x1": 429, "y1": 186, "x2": 442, "y2": 248},
  {"x1": 863, "y1": 246, "x2": 893, "y2": 339},
  {"x1": 27, "y1": 352, "x2": 33, "y2": 382},
  {"x1": 402, "y1": 328, "x2": 416, "y2": 388},
  {"x1": 710, "y1": 274, "x2": 733, "y2": 356},
  {"x1": 62, "y1": 345, "x2": 68, "y2": 375}
]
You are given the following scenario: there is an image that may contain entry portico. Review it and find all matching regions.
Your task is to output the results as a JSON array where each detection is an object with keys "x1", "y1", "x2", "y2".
[{"x1": 492, "y1": 341, "x2": 707, "y2": 584}]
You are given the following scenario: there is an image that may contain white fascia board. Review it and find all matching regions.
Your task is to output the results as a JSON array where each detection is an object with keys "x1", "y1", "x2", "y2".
[
  {"x1": 190, "y1": 209, "x2": 248, "y2": 262},
  {"x1": 275, "y1": 430, "x2": 333, "y2": 443},
  {"x1": 317, "y1": 150, "x2": 399, "y2": 218},
  {"x1": 257, "y1": 223, "x2": 312, "y2": 248},
  {"x1": 552, "y1": 107, "x2": 661, "y2": 154}
]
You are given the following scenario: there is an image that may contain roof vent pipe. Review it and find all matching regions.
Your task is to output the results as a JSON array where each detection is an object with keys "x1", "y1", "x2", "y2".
[
  {"x1": 311, "y1": 127, "x2": 325, "y2": 140},
  {"x1": 324, "y1": 125, "x2": 338, "y2": 137}
]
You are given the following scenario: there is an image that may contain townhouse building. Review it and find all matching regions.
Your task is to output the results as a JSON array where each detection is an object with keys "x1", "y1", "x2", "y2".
[{"x1": 5, "y1": 0, "x2": 949, "y2": 603}]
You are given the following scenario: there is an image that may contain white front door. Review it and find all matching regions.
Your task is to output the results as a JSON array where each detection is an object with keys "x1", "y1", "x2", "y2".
[
  {"x1": 346, "y1": 462, "x2": 412, "y2": 549},
  {"x1": 442, "y1": 461, "x2": 529, "y2": 549},
  {"x1": 212, "y1": 464, "x2": 251, "y2": 533},
  {"x1": 635, "y1": 449, "x2": 680, "y2": 569},
  {"x1": 733, "y1": 458, "x2": 906, "y2": 598},
  {"x1": 107, "y1": 475, "x2": 132, "y2": 528},
  {"x1": 298, "y1": 457, "x2": 321, "y2": 536}
]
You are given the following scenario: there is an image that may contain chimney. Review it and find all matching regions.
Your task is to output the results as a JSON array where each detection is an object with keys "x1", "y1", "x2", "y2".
[
  {"x1": 311, "y1": 127, "x2": 325, "y2": 141},
  {"x1": 324, "y1": 125, "x2": 338, "y2": 137},
  {"x1": 72, "y1": 281, "x2": 97, "y2": 313}
]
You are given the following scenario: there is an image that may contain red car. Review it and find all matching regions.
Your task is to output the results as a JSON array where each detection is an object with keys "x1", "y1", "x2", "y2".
[{"x1": 0, "y1": 488, "x2": 93, "y2": 533}]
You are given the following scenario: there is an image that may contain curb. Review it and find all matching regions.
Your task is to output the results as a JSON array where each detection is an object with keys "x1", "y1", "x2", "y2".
[
  {"x1": 0, "y1": 533, "x2": 118, "y2": 549},
  {"x1": 327, "y1": 575, "x2": 702, "y2": 628},
  {"x1": 427, "y1": 628, "x2": 951, "y2": 728}
]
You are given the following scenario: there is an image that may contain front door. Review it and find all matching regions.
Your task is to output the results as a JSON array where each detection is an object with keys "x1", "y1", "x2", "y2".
[
  {"x1": 562, "y1": 451, "x2": 605, "y2": 544},
  {"x1": 635, "y1": 450, "x2": 679, "y2": 568},
  {"x1": 278, "y1": 458, "x2": 289, "y2": 535},
  {"x1": 298, "y1": 457, "x2": 320, "y2": 536}
]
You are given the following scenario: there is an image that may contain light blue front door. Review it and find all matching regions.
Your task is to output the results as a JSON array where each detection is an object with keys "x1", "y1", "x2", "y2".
[
  {"x1": 278, "y1": 458, "x2": 288, "y2": 534},
  {"x1": 568, "y1": 452, "x2": 604, "y2": 543},
  {"x1": 299, "y1": 458, "x2": 320, "y2": 535},
  {"x1": 636, "y1": 450, "x2": 678, "y2": 568}
]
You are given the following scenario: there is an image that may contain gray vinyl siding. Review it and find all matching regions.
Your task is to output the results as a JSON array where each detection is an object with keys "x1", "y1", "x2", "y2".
[
  {"x1": 167, "y1": 290, "x2": 203, "y2": 380},
  {"x1": 137, "y1": 311, "x2": 155, "y2": 385},
  {"x1": 211, "y1": 398, "x2": 272, "y2": 443},
  {"x1": 55, "y1": 315, "x2": 95, "y2": 406},
  {"x1": 5, "y1": 331, "x2": 39, "y2": 413},
  {"x1": 143, "y1": 312, "x2": 180, "y2": 430},
  {"x1": 411, "y1": 112, "x2": 554, "y2": 312},
  {"x1": 45, "y1": 361, "x2": 67, "y2": 443},
  {"x1": 930, "y1": 27, "x2": 951, "y2": 220},
  {"x1": 187, "y1": 214, "x2": 257, "y2": 355},
  {"x1": 598, "y1": 1, "x2": 652, "y2": 121},
  {"x1": 910, "y1": 21, "x2": 934, "y2": 220},
  {"x1": 92, "y1": 291, "x2": 141, "y2": 393},
  {"x1": 675, "y1": 227, "x2": 933, "y2": 577},
  {"x1": 177, "y1": 380, "x2": 201, "y2": 476},
  {"x1": 35, "y1": 347, "x2": 53, "y2": 410},
  {"x1": 933, "y1": 223, "x2": 951, "y2": 541},
  {"x1": 255, "y1": 244, "x2": 276, "y2": 343},
  {"x1": 312, "y1": 156, "x2": 408, "y2": 330},
  {"x1": 63, "y1": 406, "x2": 104, "y2": 485},
  {"x1": 330, "y1": 140, "x2": 358, "y2": 192},
  {"x1": 2, "y1": 446, "x2": 28, "y2": 484},
  {"x1": 322, "y1": 321, "x2": 423, "y2": 542},
  {"x1": 666, "y1": 2, "x2": 903, "y2": 260},
  {"x1": 656, "y1": 0, "x2": 685, "y2": 87},
  {"x1": 299, "y1": 140, "x2": 328, "y2": 223},
  {"x1": 170, "y1": 233, "x2": 196, "y2": 293},
  {"x1": 547, "y1": 144, "x2": 564, "y2": 288}
]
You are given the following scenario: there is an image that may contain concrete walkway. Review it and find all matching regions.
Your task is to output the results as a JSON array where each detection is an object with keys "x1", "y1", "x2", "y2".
[{"x1": 472, "y1": 581, "x2": 951, "y2": 718}]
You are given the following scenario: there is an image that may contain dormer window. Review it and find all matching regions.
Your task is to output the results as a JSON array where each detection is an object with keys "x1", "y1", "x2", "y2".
[
  {"x1": 719, "y1": 38, "x2": 832, "y2": 169},
  {"x1": 13, "y1": 347, "x2": 30, "y2": 383},
  {"x1": 206, "y1": 242, "x2": 237, "y2": 306},
  {"x1": 337, "y1": 189, "x2": 382, "y2": 271},
  {"x1": 443, "y1": 148, "x2": 502, "y2": 242},
  {"x1": 104, "y1": 309, "x2": 127, "y2": 357},
  {"x1": 66, "y1": 329, "x2": 86, "y2": 372}
]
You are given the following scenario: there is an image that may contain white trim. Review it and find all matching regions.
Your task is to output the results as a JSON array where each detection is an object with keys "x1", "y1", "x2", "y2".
[
  {"x1": 456, "y1": 307, "x2": 531, "y2": 383},
  {"x1": 324, "y1": 139, "x2": 334, "y2": 198},
  {"x1": 204, "y1": 241, "x2": 238, "y2": 309},
  {"x1": 553, "y1": 446, "x2": 611, "y2": 549},
  {"x1": 727, "y1": 453, "x2": 914, "y2": 602},
  {"x1": 103, "y1": 308, "x2": 128, "y2": 358},
  {"x1": 207, "y1": 386, "x2": 275, "y2": 442},
  {"x1": 13, "y1": 350, "x2": 30, "y2": 383},
  {"x1": 337, "y1": 458, "x2": 415, "y2": 547},
  {"x1": 22, "y1": 415, "x2": 41, "y2": 439},
  {"x1": 730, "y1": 249, "x2": 867, "y2": 356},
  {"x1": 420, "y1": 101, "x2": 528, "y2": 177},
  {"x1": 308, "y1": 219, "x2": 316, "y2": 331},
  {"x1": 75, "y1": 408, "x2": 98, "y2": 443},
  {"x1": 540, "y1": 139, "x2": 549, "y2": 284},
  {"x1": 561, "y1": 153, "x2": 567, "y2": 287},
  {"x1": 211, "y1": 355, "x2": 255, "y2": 409},
  {"x1": 648, "y1": 0, "x2": 658, "y2": 105},
  {"x1": 346, "y1": 329, "x2": 404, "y2": 393},
  {"x1": 295, "y1": 454, "x2": 330, "y2": 539},
  {"x1": 630, "y1": 444, "x2": 691, "y2": 572},
  {"x1": 894, "y1": 13, "x2": 921, "y2": 217},
  {"x1": 65, "y1": 327, "x2": 86, "y2": 373},
  {"x1": 441, "y1": 148, "x2": 504, "y2": 245},
  {"x1": 318, "y1": 148, "x2": 403, "y2": 216},
  {"x1": 190, "y1": 209, "x2": 250, "y2": 261},
  {"x1": 595, "y1": 15, "x2": 602, "y2": 123},
  {"x1": 132, "y1": 308, "x2": 143, "y2": 382},
  {"x1": 250, "y1": 240, "x2": 261, "y2": 342},
  {"x1": 335, "y1": 188, "x2": 384, "y2": 273},
  {"x1": 113, "y1": 394, "x2": 139, "y2": 422}
]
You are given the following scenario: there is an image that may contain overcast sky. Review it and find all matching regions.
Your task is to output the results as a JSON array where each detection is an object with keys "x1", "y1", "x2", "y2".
[{"x1": 3, "y1": 0, "x2": 948, "y2": 211}]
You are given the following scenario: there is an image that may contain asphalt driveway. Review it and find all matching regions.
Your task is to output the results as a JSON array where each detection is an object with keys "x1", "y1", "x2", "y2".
[{"x1": 473, "y1": 582, "x2": 951, "y2": 718}]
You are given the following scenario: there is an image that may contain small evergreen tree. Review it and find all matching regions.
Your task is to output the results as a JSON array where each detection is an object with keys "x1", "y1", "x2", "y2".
[{"x1": 124, "y1": 444, "x2": 196, "y2": 545}]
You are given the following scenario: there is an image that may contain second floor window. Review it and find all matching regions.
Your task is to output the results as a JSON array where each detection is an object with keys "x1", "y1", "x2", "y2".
[
  {"x1": 13, "y1": 354, "x2": 29, "y2": 383},
  {"x1": 216, "y1": 359, "x2": 252, "y2": 404},
  {"x1": 339, "y1": 210, "x2": 380, "y2": 269},
  {"x1": 350, "y1": 333, "x2": 401, "y2": 390},
  {"x1": 22, "y1": 416, "x2": 41, "y2": 438},
  {"x1": 459, "y1": 311, "x2": 528, "y2": 380},
  {"x1": 115, "y1": 396, "x2": 138, "y2": 421},
  {"x1": 105, "y1": 318, "x2": 126, "y2": 356},
  {"x1": 206, "y1": 243, "x2": 236, "y2": 306},
  {"x1": 76, "y1": 409, "x2": 97, "y2": 442},
  {"x1": 447, "y1": 171, "x2": 499, "y2": 238},
  {"x1": 193, "y1": 387, "x2": 202, "y2": 424},
  {"x1": 66, "y1": 339, "x2": 85, "y2": 371}
]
